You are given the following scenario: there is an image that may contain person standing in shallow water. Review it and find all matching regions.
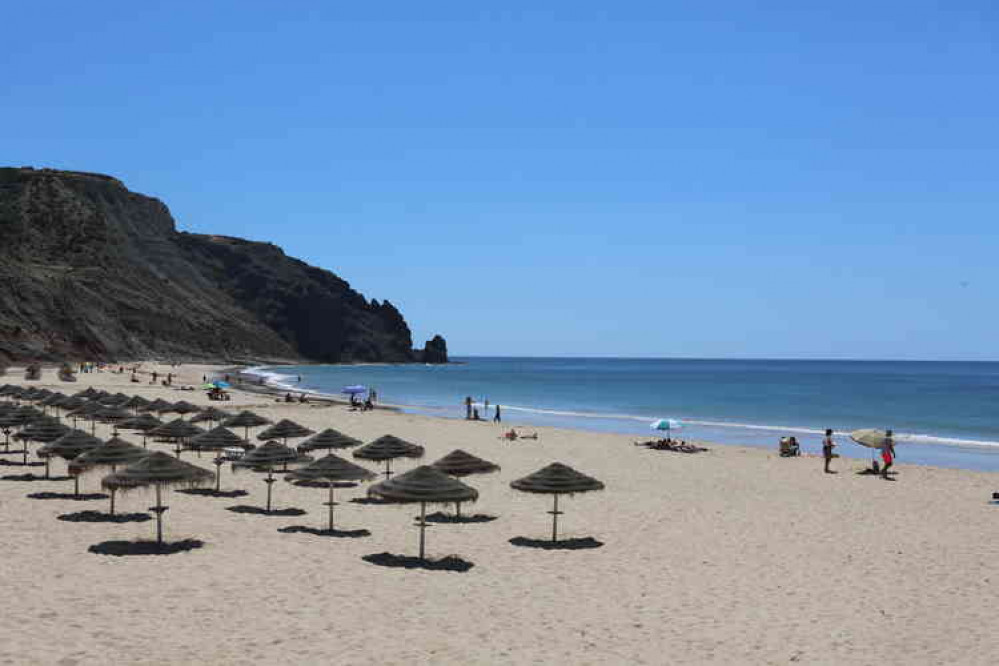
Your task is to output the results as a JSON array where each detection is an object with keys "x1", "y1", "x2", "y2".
[
  {"x1": 494, "y1": 404, "x2": 501, "y2": 423},
  {"x1": 822, "y1": 429, "x2": 836, "y2": 473},
  {"x1": 881, "y1": 429, "x2": 896, "y2": 480}
]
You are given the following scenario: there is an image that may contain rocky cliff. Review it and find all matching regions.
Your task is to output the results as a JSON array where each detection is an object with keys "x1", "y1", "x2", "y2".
[{"x1": 0, "y1": 167, "x2": 447, "y2": 364}]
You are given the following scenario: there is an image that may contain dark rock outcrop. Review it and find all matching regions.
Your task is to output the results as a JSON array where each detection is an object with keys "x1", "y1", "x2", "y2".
[
  {"x1": 0, "y1": 167, "x2": 446, "y2": 364},
  {"x1": 421, "y1": 335, "x2": 449, "y2": 364}
]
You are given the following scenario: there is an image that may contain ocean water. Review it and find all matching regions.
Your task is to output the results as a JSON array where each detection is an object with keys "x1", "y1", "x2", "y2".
[{"x1": 248, "y1": 357, "x2": 999, "y2": 472}]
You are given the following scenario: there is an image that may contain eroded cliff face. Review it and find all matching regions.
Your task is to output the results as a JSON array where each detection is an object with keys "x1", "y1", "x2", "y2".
[{"x1": 0, "y1": 167, "x2": 447, "y2": 364}]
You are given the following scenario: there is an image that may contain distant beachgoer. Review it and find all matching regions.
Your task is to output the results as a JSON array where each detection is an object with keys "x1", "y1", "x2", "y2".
[
  {"x1": 298, "y1": 393, "x2": 307, "y2": 403},
  {"x1": 472, "y1": 408, "x2": 481, "y2": 421},
  {"x1": 364, "y1": 396, "x2": 373, "y2": 411},
  {"x1": 285, "y1": 392, "x2": 293, "y2": 403},
  {"x1": 297, "y1": 375, "x2": 301, "y2": 383},
  {"x1": 484, "y1": 399, "x2": 490, "y2": 415},
  {"x1": 503, "y1": 429, "x2": 518, "y2": 441},
  {"x1": 152, "y1": 371, "x2": 158, "y2": 382},
  {"x1": 202, "y1": 375, "x2": 207, "y2": 383},
  {"x1": 881, "y1": 429, "x2": 895, "y2": 480},
  {"x1": 370, "y1": 389, "x2": 377, "y2": 403},
  {"x1": 494, "y1": 404, "x2": 501, "y2": 423},
  {"x1": 822, "y1": 428, "x2": 836, "y2": 473},
  {"x1": 464, "y1": 396, "x2": 473, "y2": 420}
]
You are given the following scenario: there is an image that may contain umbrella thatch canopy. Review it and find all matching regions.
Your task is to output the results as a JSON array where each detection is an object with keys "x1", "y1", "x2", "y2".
[
  {"x1": 39, "y1": 392, "x2": 68, "y2": 412},
  {"x1": 99, "y1": 392, "x2": 131, "y2": 407},
  {"x1": 122, "y1": 395, "x2": 150, "y2": 411},
  {"x1": 189, "y1": 426, "x2": 246, "y2": 492},
  {"x1": 368, "y1": 465, "x2": 479, "y2": 559},
  {"x1": 233, "y1": 441, "x2": 312, "y2": 513},
  {"x1": 256, "y1": 419, "x2": 314, "y2": 444},
  {"x1": 431, "y1": 449, "x2": 501, "y2": 518},
  {"x1": 432, "y1": 449, "x2": 501, "y2": 477},
  {"x1": 167, "y1": 400, "x2": 202, "y2": 418},
  {"x1": 287, "y1": 454, "x2": 377, "y2": 531},
  {"x1": 95, "y1": 405, "x2": 133, "y2": 430},
  {"x1": 222, "y1": 410, "x2": 271, "y2": 443},
  {"x1": 190, "y1": 407, "x2": 231, "y2": 426},
  {"x1": 37, "y1": 429, "x2": 103, "y2": 489},
  {"x1": 118, "y1": 413, "x2": 164, "y2": 447},
  {"x1": 0, "y1": 408, "x2": 37, "y2": 452},
  {"x1": 353, "y1": 435, "x2": 425, "y2": 478},
  {"x1": 510, "y1": 463, "x2": 605, "y2": 542},
  {"x1": 141, "y1": 398, "x2": 174, "y2": 414},
  {"x1": 148, "y1": 419, "x2": 205, "y2": 457},
  {"x1": 66, "y1": 400, "x2": 103, "y2": 433},
  {"x1": 13, "y1": 417, "x2": 70, "y2": 465},
  {"x1": 74, "y1": 388, "x2": 100, "y2": 400},
  {"x1": 298, "y1": 428, "x2": 363, "y2": 453},
  {"x1": 0, "y1": 384, "x2": 20, "y2": 397},
  {"x1": 102, "y1": 452, "x2": 214, "y2": 544},
  {"x1": 71, "y1": 436, "x2": 149, "y2": 514}
]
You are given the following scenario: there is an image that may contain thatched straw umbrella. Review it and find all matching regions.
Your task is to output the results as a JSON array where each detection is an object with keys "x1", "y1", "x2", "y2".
[
  {"x1": 233, "y1": 441, "x2": 311, "y2": 513},
  {"x1": 121, "y1": 395, "x2": 150, "y2": 413},
  {"x1": 24, "y1": 363, "x2": 42, "y2": 381},
  {"x1": 166, "y1": 400, "x2": 201, "y2": 419},
  {"x1": 70, "y1": 436, "x2": 149, "y2": 515},
  {"x1": 73, "y1": 388, "x2": 100, "y2": 400},
  {"x1": 431, "y1": 449, "x2": 500, "y2": 518},
  {"x1": 117, "y1": 413, "x2": 163, "y2": 447},
  {"x1": 287, "y1": 454, "x2": 376, "y2": 532},
  {"x1": 256, "y1": 419, "x2": 314, "y2": 446},
  {"x1": 102, "y1": 452, "x2": 214, "y2": 544},
  {"x1": 353, "y1": 435, "x2": 425, "y2": 479},
  {"x1": 147, "y1": 419, "x2": 205, "y2": 457},
  {"x1": 368, "y1": 466, "x2": 479, "y2": 560},
  {"x1": 99, "y1": 392, "x2": 131, "y2": 407},
  {"x1": 14, "y1": 417, "x2": 70, "y2": 465},
  {"x1": 39, "y1": 392, "x2": 68, "y2": 417},
  {"x1": 188, "y1": 426, "x2": 246, "y2": 492},
  {"x1": 298, "y1": 428, "x2": 363, "y2": 454},
  {"x1": 95, "y1": 405, "x2": 133, "y2": 434},
  {"x1": 190, "y1": 407, "x2": 231, "y2": 427},
  {"x1": 37, "y1": 430, "x2": 103, "y2": 489},
  {"x1": 67, "y1": 400, "x2": 103, "y2": 434},
  {"x1": 222, "y1": 410, "x2": 271, "y2": 444},
  {"x1": 141, "y1": 398, "x2": 174, "y2": 414},
  {"x1": 510, "y1": 463, "x2": 605, "y2": 543},
  {"x1": 0, "y1": 409, "x2": 36, "y2": 452}
]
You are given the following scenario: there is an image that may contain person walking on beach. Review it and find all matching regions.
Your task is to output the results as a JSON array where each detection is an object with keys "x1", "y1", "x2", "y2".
[
  {"x1": 822, "y1": 428, "x2": 836, "y2": 473},
  {"x1": 494, "y1": 404, "x2": 501, "y2": 423},
  {"x1": 484, "y1": 398, "x2": 489, "y2": 415},
  {"x1": 464, "y1": 396, "x2": 473, "y2": 420},
  {"x1": 881, "y1": 429, "x2": 896, "y2": 480}
]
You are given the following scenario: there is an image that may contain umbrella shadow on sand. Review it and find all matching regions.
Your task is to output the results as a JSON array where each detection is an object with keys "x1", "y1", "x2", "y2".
[
  {"x1": 424, "y1": 511, "x2": 497, "y2": 524},
  {"x1": 88, "y1": 539, "x2": 205, "y2": 556},
  {"x1": 0, "y1": 460, "x2": 44, "y2": 467},
  {"x1": 509, "y1": 536, "x2": 604, "y2": 550},
  {"x1": 27, "y1": 491, "x2": 108, "y2": 501},
  {"x1": 349, "y1": 496, "x2": 393, "y2": 505},
  {"x1": 362, "y1": 552, "x2": 474, "y2": 572},
  {"x1": 277, "y1": 525, "x2": 371, "y2": 538},
  {"x1": 57, "y1": 510, "x2": 152, "y2": 524},
  {"x1": 225, "y1": 505, "x2": 306, "y2": 517},
  {"x1": 176, "y1": 488, "x2": 248, "y2": 498},
  {"x1": 3, "y1": 474, "x2": 72, "y2": 482}
]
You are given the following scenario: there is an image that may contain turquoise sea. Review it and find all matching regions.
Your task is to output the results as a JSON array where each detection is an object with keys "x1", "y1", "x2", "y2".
[{"x1": 248, "y1": 357, "x2": 999, "y2": 472}]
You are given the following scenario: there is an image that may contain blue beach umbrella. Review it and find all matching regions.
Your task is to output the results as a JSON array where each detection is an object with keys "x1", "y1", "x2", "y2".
[
  {"x1": 651, "y1": 419, "x2": 683, "y2": 438},
  {"x1": 342, "y1": 385, "x2": 367, "y2": 395},
  {"x1": 213, "y1": 381, "x2": 231, "y2": 389}
]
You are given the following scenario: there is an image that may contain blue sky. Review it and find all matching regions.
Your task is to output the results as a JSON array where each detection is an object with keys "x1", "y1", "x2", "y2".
[{"x1": 4, "y1": 2, "x2": 997, "y2": 359}]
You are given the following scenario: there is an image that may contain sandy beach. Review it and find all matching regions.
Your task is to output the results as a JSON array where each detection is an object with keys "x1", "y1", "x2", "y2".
[{"x1": 2, "y1": 362, "x2": 998, "y2": 665}]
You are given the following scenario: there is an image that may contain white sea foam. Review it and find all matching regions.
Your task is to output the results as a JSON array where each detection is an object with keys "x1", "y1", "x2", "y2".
[{"x1": 491, "y1": 403, "x2": 999, "y2": 449}]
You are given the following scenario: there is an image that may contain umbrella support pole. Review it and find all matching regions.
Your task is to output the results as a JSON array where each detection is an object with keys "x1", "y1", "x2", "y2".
[
  {"x1": 3, "y1": 430, "x2": 9, "y2": 452},
  {"x1": 325, "y1": 483, "x2": 337, "y2": 532},
  {"x1": 73, "y1": 475, "x2": 80, "y2": 498},
  {"x1": 141, "y1": 434, "x2": 147, "y2": 448},
  {"x1": 214, "y1": 458, "x2": 223, "y2": 492},
  {"x1": 455, "y1": 501, "x2": 462, "y2": 519},
  {"x1": 549, "y1": 494, "x2": 564, "y2": 543},
  {"x1": 418, "y1": 501, "x2": 427, "y2": 560},
  {"x1": 22, "y1": 443, "x2": 29, "y2": 466},
  {"x1": 44, "y1": 457, "x2": 51, "y2": 480},
  {"x1": 264, "y1": 469, "x2": 275, "y2": 513},
  {"x1": 108, "y1": 465, "x2": 117, "y2": 516},
  {"x1": 384, "y1": 460, "x2": 393, "y2": 479},
  {"x1": 150, "y1": 485, "x2": 167, "y2": 545}
]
